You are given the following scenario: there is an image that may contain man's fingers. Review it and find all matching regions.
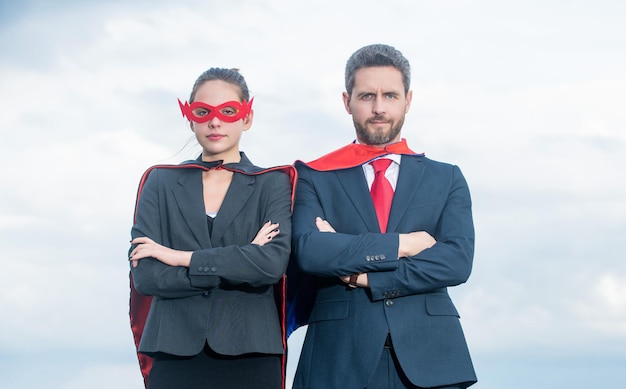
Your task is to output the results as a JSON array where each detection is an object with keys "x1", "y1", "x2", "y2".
[{"x1": 316, "y1": 217, "x2": 336, "y2": 233}]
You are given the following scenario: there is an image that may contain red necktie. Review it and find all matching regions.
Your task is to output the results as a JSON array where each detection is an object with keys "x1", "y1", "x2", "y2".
[{"x1": 370, "y1": 158, "x2": 394, "y2": 233}]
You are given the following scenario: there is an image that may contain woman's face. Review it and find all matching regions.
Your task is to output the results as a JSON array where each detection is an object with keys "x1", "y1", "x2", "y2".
[{"x1": 189, "y1": 80, "x2": 253, "y2": 163}]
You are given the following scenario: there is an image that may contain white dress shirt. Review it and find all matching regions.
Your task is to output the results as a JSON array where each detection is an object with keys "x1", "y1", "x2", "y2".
[{"x1": 362, "y1": 153, "x2": 402, "y2": 191}]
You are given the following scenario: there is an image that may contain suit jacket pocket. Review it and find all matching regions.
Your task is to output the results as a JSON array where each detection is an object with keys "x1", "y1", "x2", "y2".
[
  {"x1": 425, "y1": 294, "x2": 460, "y2": 317},
  {"x1": 308, "y1": 299, "x2": 349, "y2": 322}
]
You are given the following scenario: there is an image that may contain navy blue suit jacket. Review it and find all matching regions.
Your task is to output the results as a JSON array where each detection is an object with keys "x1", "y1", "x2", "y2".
[{"x1": 292, "y1": 153, "x2": 477, "y2": 389}]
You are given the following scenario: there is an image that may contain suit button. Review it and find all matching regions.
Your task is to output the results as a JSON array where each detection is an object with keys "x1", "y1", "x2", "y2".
[
  {"x1": 366, "y1": 255, "x2": 371, "y2": 261},
  {"x1": 385, "y1": 299, "x2": 394, "y2": 307},
  {"x1": 197, "y1": 266, "x2": 204, "y2": 272},
  {"x1": 203, "y1": 266, "x2": 210, "y2": 272},
  {"x1": 202, "y1": 291, "x2": 210, "y2": 297},
  {"x1": 211, "y1": 267, "x2": 218, "y2": 272}
]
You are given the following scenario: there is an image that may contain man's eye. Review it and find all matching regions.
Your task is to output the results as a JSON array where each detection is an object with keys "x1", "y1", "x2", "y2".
[{"x1": 361, "y1": 94, "x2": 374, "y2": 101}]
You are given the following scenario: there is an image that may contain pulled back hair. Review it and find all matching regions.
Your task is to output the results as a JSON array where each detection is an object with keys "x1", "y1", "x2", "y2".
[
  {"x1": 189, "y1": 67, "x2": 250, "y2": 103},
  {"x1": 344, "y1": 44, "x2": 411, "y2": 96}
]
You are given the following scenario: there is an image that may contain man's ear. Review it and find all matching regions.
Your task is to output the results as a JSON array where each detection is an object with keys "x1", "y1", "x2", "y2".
[
  {"x1": 342, "y1": 92, "x2": 352, "y2": 114},
  {"x1": 405, "y1": 90, "x2": 413, "y2": 113}
]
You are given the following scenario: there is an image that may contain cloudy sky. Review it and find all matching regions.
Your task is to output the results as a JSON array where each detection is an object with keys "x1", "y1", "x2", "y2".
[{"x1": 1, "y1": 0, "x2": 625, "y2": 387}]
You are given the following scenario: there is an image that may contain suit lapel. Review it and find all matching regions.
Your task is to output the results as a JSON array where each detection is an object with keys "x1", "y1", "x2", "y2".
[
  {"x1": 387, "y1": 155, "x2": 425, "y2": 232},
  {"x1": 211, "y1": 173, "x2": 255, "y2": 243},
  {"x1": 335, "y1": 167, "x2": 380, "y2": 231},
  {"x1": 172, "y1": 169, "x2": 212, "y2": 247}
]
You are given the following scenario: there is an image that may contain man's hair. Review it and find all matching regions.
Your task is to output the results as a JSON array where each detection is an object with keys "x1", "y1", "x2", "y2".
[
  {"x1": 189, "y1": 67, "x2": 250, "y2": 103},
  {"x1": 344, "y1": 44, "x2": 411, "y2": 95}
]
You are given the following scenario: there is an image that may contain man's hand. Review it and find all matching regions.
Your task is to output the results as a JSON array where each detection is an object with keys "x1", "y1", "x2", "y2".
[
  {"x1": 316, "y1": 217, "x2": 370, "y2": 288},
  {"x1": 398, "y1": 231, "x2": 436, "y2": 258},
  {"x1": 340, "y1": 273, "x2": 370, "y2": 288},
  {"x1": 315, "y1": 217, "x2": 336, "y2": 232}
]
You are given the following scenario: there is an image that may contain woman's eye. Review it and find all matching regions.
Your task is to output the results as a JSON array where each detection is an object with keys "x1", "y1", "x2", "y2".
[
  {"x1": 193, "y1": 109, "x2": 209, "y2": 117},
  {"x1": 221, "y1": 107, "x2": 239, "y2": 116}
]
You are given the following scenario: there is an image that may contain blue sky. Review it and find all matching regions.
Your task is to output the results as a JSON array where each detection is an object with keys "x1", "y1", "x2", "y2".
[{"x1": 1, "y1": 1, "x2": 625, "y2": 387}]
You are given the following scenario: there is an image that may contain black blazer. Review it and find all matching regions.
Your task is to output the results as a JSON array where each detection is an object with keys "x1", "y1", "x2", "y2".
[{"x1": 130, "y1": 153, "x2": 292, "y2": 357}]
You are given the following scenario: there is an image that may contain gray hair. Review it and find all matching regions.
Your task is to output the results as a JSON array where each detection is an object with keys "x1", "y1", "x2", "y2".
[
  {"x1": 344, "y1": 44, "x2": 411, "y2": 95},
  {"x1": 189, "y1": 67, "x2": 250, "y2": 103}
]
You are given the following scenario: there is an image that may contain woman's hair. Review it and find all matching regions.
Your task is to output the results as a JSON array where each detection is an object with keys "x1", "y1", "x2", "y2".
[
  {"x1": 344, "y1": 44, "x2": 411, "y2": 96},
  {"x1": 188, "y1": 67, "x2": 250, "y2": 103}
]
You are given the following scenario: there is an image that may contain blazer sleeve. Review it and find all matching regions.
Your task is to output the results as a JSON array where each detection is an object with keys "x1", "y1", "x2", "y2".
[
  {"x1": 292, "y1": 165, "x2": 400, "y2": 277},
  {"x1": 368, "y1": 165, "x2": 475, "y2": 301},
  {"x1": 130, "y1": 169, "x2": 218, "y2": 298},
  {"x1": 188, "y1": 171, "x2": 292, "y2": 288}
]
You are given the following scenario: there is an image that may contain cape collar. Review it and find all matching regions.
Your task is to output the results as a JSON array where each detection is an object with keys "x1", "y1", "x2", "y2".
[
  {"x1": 183, "y1": 152, "x2": 259, "y2": 172},
  {"x1": 301, "y1": 139, "x2": 424, "y2": 171}
]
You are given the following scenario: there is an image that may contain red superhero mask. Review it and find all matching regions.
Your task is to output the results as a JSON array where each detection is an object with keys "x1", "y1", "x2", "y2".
[{"x1": 178, "y1": 98, "x2": 254, "y2": 123}]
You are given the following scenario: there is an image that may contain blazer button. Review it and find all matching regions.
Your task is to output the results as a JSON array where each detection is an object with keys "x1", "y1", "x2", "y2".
[
  {"x1": 203, "y1": 266, "x2": 210, "y2": 272},
  {"x1": 211, "y1": 267, "x2": 218, "y2": 273},
  {"x1": 385, "y1": 299, "x2": 394, "y2": 307},
  {"x1": 202, "y1": 291, "x2": 210, "y2": 297}
]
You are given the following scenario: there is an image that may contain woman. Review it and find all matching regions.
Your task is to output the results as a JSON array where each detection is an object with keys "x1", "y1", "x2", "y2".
[{"x1": 129, "y1": 68, "x2": 294, "y2": 389}]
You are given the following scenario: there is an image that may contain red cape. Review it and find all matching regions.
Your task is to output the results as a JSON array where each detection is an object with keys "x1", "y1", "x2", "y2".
[
  {"x1": 302, "y1": 138, "x2": 423, "y2": 171},
  {"x1": 129, "y1": 160, "x2": 296, "y2": 389}
]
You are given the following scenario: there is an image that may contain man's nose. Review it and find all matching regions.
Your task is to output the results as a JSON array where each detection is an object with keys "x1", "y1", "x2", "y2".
[{"x1": 372, "y1": 98, "x2": 386, "y2": 115}]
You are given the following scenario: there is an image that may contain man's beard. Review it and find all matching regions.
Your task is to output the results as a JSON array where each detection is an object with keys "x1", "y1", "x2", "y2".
[{"x1": 354, "y1": 116, "x2": 404, "y2": 146}]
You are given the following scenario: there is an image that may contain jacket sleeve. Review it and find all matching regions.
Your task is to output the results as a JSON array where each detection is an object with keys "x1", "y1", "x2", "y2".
[
  {"x1": 130, "y1": 169, "x2": 218, "y2": 298},
  {"x1": 292, "y1": 166, "x2": 400, "y2": 277},
  {"x1": 188, "y1": 171, "x2": 292, "y2": 288},
  {"x1": 367, "y1": 165, "x2": 475, "y2": 301}
]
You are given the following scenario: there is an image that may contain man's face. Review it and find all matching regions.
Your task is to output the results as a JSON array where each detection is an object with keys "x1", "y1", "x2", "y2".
[{"x1": 343, "y1": 66, "x2": 412, "y2": 147}]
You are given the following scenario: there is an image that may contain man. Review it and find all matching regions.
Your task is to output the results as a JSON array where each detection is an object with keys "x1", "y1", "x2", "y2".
[{"x1": 291, "y1": 44, "x2": 477, "y2": 388}]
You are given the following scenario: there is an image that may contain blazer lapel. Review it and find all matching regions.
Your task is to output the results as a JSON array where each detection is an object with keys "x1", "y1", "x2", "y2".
[
  {"x1": 211, "y1": 173, "x2": 255, "y2": 243},
  {"x1": 335, "y1": 167, "x2": 380, "y2": 231},
  {"x1": 387, "y1": 155, "x2": 425, "y2": 232},
  {"x1": 172, "y1": 169, "x2": 213, "y2": 247}
]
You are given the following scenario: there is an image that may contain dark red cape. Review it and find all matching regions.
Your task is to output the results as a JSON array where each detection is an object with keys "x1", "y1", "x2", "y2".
[{"x1": 129, "y1": 159, "x2": 296, "y2": 389}]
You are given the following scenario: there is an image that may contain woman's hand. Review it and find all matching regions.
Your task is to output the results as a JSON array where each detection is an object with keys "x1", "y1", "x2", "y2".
[
  {"x1": 129, "y1": 237, "x2": 192, "y2": 268},
  {"x1": 251, "y1": 221, "x2": 280, "y2": 246}
]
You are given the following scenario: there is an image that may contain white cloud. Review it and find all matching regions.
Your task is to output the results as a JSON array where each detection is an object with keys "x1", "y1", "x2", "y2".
[
  {"x1": 574, "y1": 273, "x2": 626, "y2": 336},
  {"x1": 1, "y1": 1, "x2": 626, "y2": 388}
]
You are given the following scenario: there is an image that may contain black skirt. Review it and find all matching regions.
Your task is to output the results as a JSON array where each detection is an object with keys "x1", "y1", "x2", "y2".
[{"x1": 148, "y1": 344, "x2": 282, "y2": 389}]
